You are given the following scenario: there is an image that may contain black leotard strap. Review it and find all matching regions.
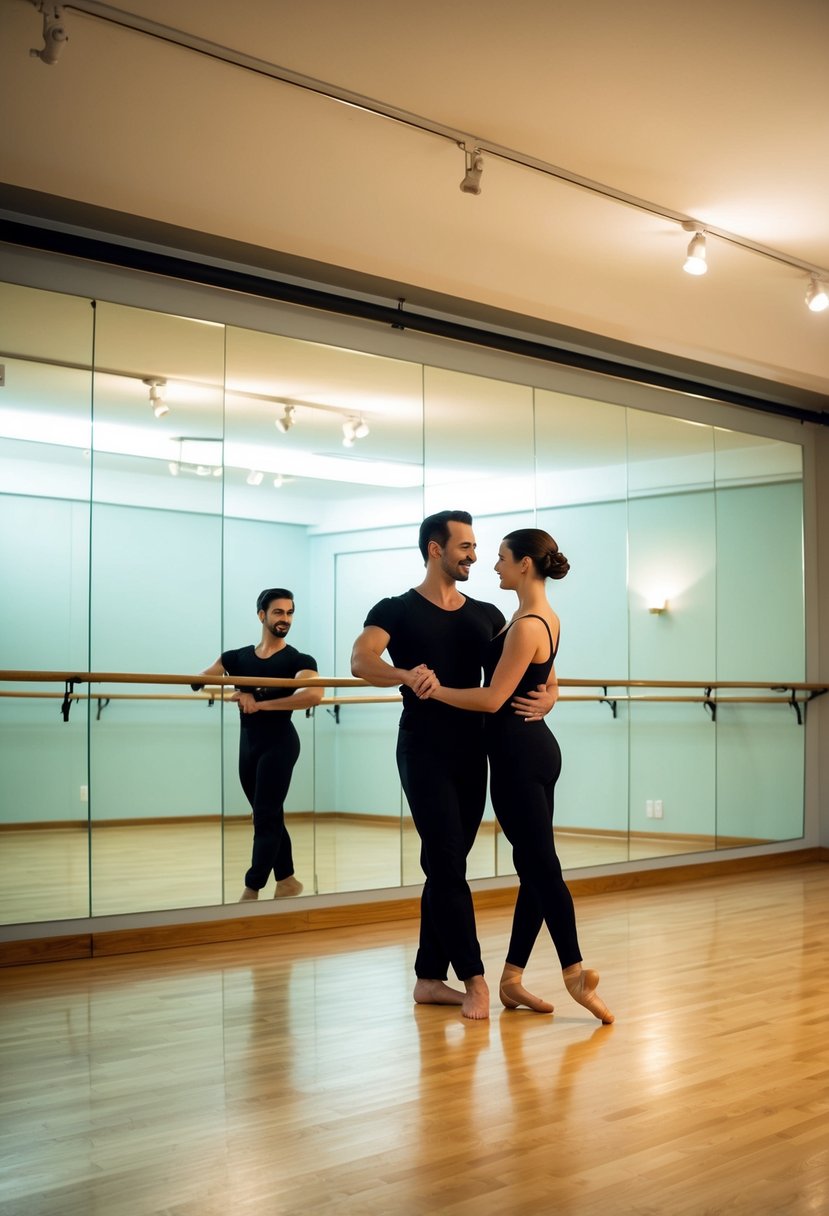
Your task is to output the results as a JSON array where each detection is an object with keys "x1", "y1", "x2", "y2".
[{"x1": 505, "y1": 614, "x2": 557, "y2": 662}]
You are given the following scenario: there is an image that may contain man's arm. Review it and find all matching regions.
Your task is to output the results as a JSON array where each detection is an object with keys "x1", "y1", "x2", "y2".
[
  {"x1": 351, "y1": 625, "x2": 436, "y2": 692},
  {"x1": 190, "y1": 658, "x2": 225, "y2": 692},
  {"x1": 235, "y1": 669, "x2": 325, "y2": 714},
  {"x1": 511, "y1": 667, "x2": 558, "y2": 719}
]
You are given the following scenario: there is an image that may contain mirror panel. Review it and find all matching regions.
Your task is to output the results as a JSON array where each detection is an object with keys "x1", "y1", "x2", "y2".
[
  {"x1": 713, "y1": 430, "x2": 805, "y2": 847},
  {"x1": 222, "y1": 326, "x2": 424, "y2": 899},
  {"x1": 422, "y1": 366, "x2": 536, "y2": 881},
  {"x1": 88, "y1": 302, "x2": 226, "y2": 914},
  {"x1": 534, "y1": 389, "x2": 630, "y2": 870},
  {"x1": 0, "y1": 283, "x2": 94, "y2": 923},
  {"x1": 627, "y1": 410, "x2": 717, "y2": 861}
]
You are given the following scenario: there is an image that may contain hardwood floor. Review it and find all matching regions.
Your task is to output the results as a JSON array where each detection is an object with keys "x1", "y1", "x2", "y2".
[{"x1": 1, "y1": 862, "x2": 827, "y2": 1214}]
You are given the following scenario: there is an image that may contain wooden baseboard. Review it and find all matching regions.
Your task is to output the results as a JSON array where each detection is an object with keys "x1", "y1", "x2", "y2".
[{"x1": 2, "y1": 846, "x2": 826, "y2": 968}]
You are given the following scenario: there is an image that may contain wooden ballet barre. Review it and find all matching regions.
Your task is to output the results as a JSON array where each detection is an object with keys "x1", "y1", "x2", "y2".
[{"x1": 1, "y1": 671, "x2": 825, "y2": 725}]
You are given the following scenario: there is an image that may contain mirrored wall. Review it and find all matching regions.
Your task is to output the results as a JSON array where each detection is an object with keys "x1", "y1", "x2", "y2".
[{"x1": 0, "y1": 278, "x2": 806, "y2": 925}]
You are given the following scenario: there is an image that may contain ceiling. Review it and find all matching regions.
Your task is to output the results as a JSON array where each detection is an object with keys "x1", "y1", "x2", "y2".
[{"x1": 0, "y1": 0, "x2": 828, "y2": 411}]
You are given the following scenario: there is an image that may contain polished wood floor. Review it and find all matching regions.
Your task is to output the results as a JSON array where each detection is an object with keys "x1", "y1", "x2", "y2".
[
  {"x1": 1, "y1": 818, "x2": 706, "y2": 924},
  {"x1": 1, "y1": 863, "x2": 827, "y2": 1215}
]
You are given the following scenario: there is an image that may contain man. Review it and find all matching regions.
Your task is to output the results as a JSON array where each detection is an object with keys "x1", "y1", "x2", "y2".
[
  {"x1": 351, "y1": 511, "x2": 554, "y2": 1019},
  {"x1": 197, "y1": 588, "x2": 323, "y2": 901}
]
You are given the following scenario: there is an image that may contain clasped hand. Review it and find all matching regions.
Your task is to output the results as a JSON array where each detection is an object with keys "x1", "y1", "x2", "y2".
[
  {"x1": 232, "y1": 691, "x2": 260, "y2": 713},
  {"x1": 408, "y1": 664, "x2": 439, "y2": 699}
]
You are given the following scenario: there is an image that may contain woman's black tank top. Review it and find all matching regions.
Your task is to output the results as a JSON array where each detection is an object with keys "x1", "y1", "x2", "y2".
[{"x1": 483, "y1": 614, "x2": 557, "y2": 719}]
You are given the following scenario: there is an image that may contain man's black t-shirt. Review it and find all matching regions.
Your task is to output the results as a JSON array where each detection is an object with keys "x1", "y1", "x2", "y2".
[
  {"x1": 364, "y1": 589, "x2": 504, "y2": 732},
  {"x1": 221, "y1": 644, "x2": 317, "y2": 733}
]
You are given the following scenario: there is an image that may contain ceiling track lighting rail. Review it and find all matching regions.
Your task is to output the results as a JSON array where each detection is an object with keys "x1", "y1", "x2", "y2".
[{"x1": 44, "y1": 1, "x2": 829, "y2": 292}]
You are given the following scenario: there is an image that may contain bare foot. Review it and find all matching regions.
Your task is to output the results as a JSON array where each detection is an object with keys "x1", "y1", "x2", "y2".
[
  {"x1": 413, "y1": 978, "x2": 465, "y2": 1006},
  {"x1": 274, "y1": 876, "x2": 304, "y2": 898},
  {"x1": 239, "y1": 887, "x2": 258, "y2": 902},
  {"x1": 563, "y1": 964, "x2": 614, "y2": 1023},
  {"x1": 499, "y1": 964, "x2": 554, "y2": 1013},
  {"x1": 462, "y1": 976, "x2": 490, "y2": 1020}
]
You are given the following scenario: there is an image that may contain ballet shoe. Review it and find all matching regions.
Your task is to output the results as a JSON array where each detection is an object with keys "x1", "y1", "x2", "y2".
[
  {"x1": 499, "y1": 981, "x2": 554, "y2": 1014},
  {"x1": 563, "y1": 966, "x2": 614, "y2": 1024}
]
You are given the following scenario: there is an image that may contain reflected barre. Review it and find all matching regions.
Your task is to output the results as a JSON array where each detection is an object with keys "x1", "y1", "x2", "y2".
[{"x1": 1, "y1": 671, "x2": 827, "y2": 726}]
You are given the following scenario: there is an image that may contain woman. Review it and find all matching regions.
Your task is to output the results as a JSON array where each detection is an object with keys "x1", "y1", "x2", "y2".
[{"x1": 417, "y1": 528, "x2": 613, "y2": 1023}]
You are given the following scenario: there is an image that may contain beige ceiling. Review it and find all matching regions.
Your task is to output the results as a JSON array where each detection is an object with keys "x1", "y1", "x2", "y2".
[{"x1": 1, "y1": 0, "x2": 828, "y2": 404}]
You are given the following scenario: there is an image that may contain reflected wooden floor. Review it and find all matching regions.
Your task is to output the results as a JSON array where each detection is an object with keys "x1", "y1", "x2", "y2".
[
  {"x1": 2, "y1": 820, "x2": 704, "y2": 924},
  {"x1": 1, "y1": 863, "x2": 828, "y2": 1215}
]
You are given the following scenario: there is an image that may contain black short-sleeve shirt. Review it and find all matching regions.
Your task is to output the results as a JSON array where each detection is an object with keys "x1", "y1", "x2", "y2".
[
  {"x1": 220, "y1": 643, "x2": 317, "y2": 732},
  {"x1": 364, "y1": 589, "x2": 504, "y2": 732}
]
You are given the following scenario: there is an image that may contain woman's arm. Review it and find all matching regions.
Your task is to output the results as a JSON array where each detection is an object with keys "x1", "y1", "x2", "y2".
[{"x1": 425, "y1": 618, "x2": 544, "y2": 713}]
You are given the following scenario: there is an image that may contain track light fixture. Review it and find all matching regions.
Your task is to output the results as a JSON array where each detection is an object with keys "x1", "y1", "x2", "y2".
[
  {"x1": 143, "y1": 377, "x2": 169, "y2": 418},
  {"x1": 342, "y1": 415, "x2": 370, "y2": 447},
  {"x1": 30, "y1": 1, "x2": 68, "y2": 65},
  {"x1": 682, "y1": 224, "x2": 708, "y2": 276},
  {"x1": 806, "y1": 275, "x2": 829, "y2": 313},
  {"x1": 460, "y1": 145, "x2": 484, "y2": 195},
  {"x1": 246, "y1": 470, "x2": 264, "y2": 486},
  {"x1": 275, "y1": 404, "x2": 296, "y2": 433}
]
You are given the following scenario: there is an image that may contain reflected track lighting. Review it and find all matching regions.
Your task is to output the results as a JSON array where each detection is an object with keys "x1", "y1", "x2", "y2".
[
  {"x1": 143, "y1": 377, "x2": 169, "y2": 418},
  {"x1": 30, "y1": 2, "x2": 68, "y2": 65},
  {"x1": 342, "y1": 414, "x2": 370, "y2": 447},
  {"x1": 275, "y1": 404, "x2": 296, "y2": 433},
  {"x1": 246, "y1": 469, "x2": 264, "y2": 486},
  {"x1": 682, "y1": 225, "x2": 707, "y2": 276},
  {"x1": 806, "y1": 275, "x2": 829, "y2": 313},
  {"x1": 460, "y1": 146, "x2": 484, "y2": 195}
]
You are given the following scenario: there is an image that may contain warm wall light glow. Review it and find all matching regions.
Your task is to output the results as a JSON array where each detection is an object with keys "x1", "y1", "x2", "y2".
[{"x1": 648, "y1": 599, "x2": 669, "y2": 615}]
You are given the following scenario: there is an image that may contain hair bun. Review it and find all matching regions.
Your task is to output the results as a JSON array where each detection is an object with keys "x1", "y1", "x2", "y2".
[{"x1": 547, "y1": 549, "x2": 570, "y2": 580}]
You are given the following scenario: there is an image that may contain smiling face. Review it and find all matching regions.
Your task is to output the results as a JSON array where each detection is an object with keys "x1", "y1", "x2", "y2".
[
  {"x1": 494, "y1": 539, "x2": 524, "y2": 590},
  {"x1": 434, "y1": 520, "x2": 477, "y2": 582},
  {"x1": 259, "y1": 597, "x2": 294, "y2": 638}
]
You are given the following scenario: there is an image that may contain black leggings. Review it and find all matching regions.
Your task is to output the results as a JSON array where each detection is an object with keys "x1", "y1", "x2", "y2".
[
  {"x1": 487, "y1": 719, "x2": 582, "y2": 970},
  {"x1": 396, "y1": 725, "x2": 487, "y2": 982},
  {"x1": 238, "y1": 724, "x2": 300, "y2": 891}
]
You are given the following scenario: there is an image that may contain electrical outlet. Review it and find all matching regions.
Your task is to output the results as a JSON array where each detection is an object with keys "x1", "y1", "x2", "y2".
[
  {"x1": 654, "y1": 799, "x2": 664, "y2": 819},
  {"x1": 645, "y1": 799, "x2": 654, "y2": 818},
  {"x1": 80, "y1": 784, "x2": 88, "y2": 802}
]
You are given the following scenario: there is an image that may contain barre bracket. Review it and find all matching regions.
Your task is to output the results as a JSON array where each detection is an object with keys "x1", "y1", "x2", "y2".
[
  {"x1": 598, "y1": 687, "x2": 618, "y2": 719},
  {"x1": 703, "y1": 687, "x2": 717, "y2": 722}
]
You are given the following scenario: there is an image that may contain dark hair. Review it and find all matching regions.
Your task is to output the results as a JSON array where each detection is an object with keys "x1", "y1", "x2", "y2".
[
  {"x1": 256, "y1": 587, "x2": 294, "y2": 614},
  {"x1": 418, "y1": 510, "x2": 473, "y2": 562},
  {"x1": 502, "y1": 529, "x2": 570, "y2": 580}
]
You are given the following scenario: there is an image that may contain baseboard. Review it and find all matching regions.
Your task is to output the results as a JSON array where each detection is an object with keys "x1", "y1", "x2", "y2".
[{"x1": 2, "y1": 846, "x2": 826, "y2": 967}]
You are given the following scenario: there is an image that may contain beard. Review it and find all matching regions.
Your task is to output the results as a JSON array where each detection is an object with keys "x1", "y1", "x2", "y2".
[{"x1": 268, "y1": 621, "x2": 290, "y2": 638}]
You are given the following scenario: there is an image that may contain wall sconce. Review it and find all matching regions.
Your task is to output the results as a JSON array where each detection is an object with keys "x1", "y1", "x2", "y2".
[{"x1": 648, "y1": 599, "x2": 669, "y2": 615}]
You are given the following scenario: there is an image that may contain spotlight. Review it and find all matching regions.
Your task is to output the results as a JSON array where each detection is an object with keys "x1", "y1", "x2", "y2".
[
  {"x1": 143, "y1": 377, "x2": 169, "y2": 418},
  {"x1": 30, "y1": 2, "x2": 68, "y2": 66},
  {"x1": 246, "y1": 470, "x2": 264, "y2": 486},
  {"x1": 806, "y1": 274, "x2": 829, "y2": 313},
  {"x1": 342, "y1": 415, "x2": 370, "y2": 447},
  {"x1": 460, "y1": 146, "x2": 484, "y2": 195},
  {"x1": 275, "y1": 404, "x2": 296, "y2": 433},
  {"x1": 683, "y1": 229, "x2": 707, "y2": 276}
]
